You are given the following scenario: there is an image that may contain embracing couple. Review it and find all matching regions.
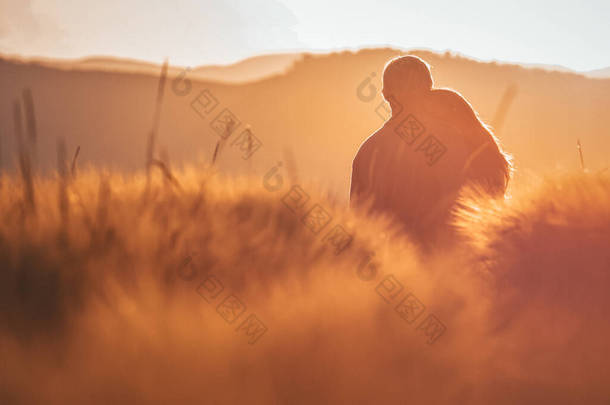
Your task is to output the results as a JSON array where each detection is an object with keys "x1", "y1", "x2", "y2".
[{"x1": 350, "y1": 55, "x2": 512, "y2": 242}]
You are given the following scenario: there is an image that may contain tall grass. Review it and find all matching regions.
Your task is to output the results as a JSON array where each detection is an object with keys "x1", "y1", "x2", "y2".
[
  {"x1": 71, "y1": 146, "x2": 81, "y2": 178},
  {"x1": 0, "y1": 165, "x2": 609, "y2": 404},
  {"x1": 577, "y1": 139, "x2": 586, "y2": 171},
  {"x1": 491, "y1": 84, "x2": 518, "y2": 136},
  {"x1": 56, "y1": 138, "x2": 69, "y2": 230},
  {"x1": 146, "y1": 59, "x2": 169, "y2": 189},
  {"x1": 12, "y1": 100, "x2": 35, "y2": 214},
  {"x1": 21, "y1": 88, "x2": 38, "y2": 166}
]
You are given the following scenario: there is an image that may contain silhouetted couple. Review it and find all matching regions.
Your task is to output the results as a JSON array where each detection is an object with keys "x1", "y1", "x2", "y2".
[{"x1": 350, "y1": 55, "x2": 511, "y2": 242}]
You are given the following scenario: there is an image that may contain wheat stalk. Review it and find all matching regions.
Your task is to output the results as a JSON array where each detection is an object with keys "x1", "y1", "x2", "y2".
[
  {"x1": 491, "y1": 84, "x2": 518, "y2": 135},
  {"x1": 71, "y1": 145, "x2": 81, "y2": 178},
  {"x1": 57, "y1": 138, "x2": 69, "y2": 227},
  {"x1": 146, "y1": 59, "x2": 169, "y2": 185},
  {"x1": 22, "y1": 88, "x2": 38, "y2": 169},
  {"x1": 211, "y1": 140, "x2": 222, "y2": 166},
  {"x1": 151, "y1": 158, "x2": 182, "y2": 191},
  {"x1": 211, "y1": 118, "x2": 234, "y2": 167},
  {"x1": 577, "y1": 139, "x2": 585, "y2": 171},
  {"x1": 13, "y1": 100, "x2": 36, "y2": 214}
]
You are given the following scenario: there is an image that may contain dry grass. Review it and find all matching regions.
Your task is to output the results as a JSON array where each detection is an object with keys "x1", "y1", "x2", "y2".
[{"x1": 0, "y1": 165, "x2": 609, "y2": 404}]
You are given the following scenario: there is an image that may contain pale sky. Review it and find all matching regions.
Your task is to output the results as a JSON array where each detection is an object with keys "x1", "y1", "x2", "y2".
[{"x1": 0, "y1": 0, "x2": 609, "y2": 71}]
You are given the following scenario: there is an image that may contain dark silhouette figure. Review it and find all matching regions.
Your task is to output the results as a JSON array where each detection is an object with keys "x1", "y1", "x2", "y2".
[{"x1": 350, "y1": 55, "x2": 511, "y2": 241}]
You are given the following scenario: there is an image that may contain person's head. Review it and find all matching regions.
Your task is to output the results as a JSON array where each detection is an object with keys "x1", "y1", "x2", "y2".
[
  {"x1": 382, "y1": 55, "x2": 433, "y2": 113},
  {"x1": 429, "y1": 89, "x2": 512, "y2": 196}
]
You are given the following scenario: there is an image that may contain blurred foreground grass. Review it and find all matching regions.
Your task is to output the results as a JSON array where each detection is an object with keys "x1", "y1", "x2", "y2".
[{"x1": 1, "y1": 168, "x2": 609, "y2": 404}]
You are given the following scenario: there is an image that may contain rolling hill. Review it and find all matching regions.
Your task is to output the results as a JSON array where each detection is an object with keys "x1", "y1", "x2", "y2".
[{"x1": 1, "y1": 49, "x2": 609, "y2": 198}]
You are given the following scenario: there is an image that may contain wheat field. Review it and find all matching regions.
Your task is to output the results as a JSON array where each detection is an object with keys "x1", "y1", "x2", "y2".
[
  {"x1": 0, "y1": 160, "x2": 609, "y2": 403},
  {"x1": 1, "y1": 46, "x2": 609, "y2": 404}
]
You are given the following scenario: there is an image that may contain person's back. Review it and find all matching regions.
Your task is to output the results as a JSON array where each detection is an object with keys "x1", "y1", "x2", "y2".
[
  {"x1": 350, "y1": 97, "x2": 472, "y2": 239},
  {"x1": 350, "y1": 55, "x2": 511, "y2": 241}
]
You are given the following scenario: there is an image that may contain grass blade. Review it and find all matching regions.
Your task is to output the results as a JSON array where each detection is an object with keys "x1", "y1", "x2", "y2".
[
  {"x1": 22, "y1": 88, "x2": 38, "y2": 169},
  {"x1": 57, "y1": 138, "x2": 69, "y2": 226},
  {"x1": 13, "y1": 100, "x2": 36, "y2": 213},
  {"x1": 146, "y1": 59, "x2": 169, "y2": 181},
  {"x1": 491, "y1": 84, "x2": 518, "y2": 135},
  {"x1": 71, "y1": 145, "x2": 81, "y2": 178},
  {"x1": 577, "y1": 139, "x2": 585, "y2": 171}
]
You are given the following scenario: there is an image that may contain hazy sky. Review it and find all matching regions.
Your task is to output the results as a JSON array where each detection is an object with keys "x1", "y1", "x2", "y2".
[{"x1": 0, "y1": 0, "x2": 608, "y2": 71}]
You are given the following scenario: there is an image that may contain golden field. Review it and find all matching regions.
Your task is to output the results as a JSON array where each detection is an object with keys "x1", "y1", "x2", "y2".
[
  {"x1": 1, "y1": 48, "x2": 609, "y2": 404},
  {"x1": 0, "y1": 166, "x2": 609, "y2": 403}
]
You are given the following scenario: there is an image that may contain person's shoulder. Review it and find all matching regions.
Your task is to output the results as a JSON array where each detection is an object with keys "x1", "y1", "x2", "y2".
[
  {"x1": 430, "y1": 88, "x2": 460, "y2": 97},
  {"x1": 428, "y1": 88, "x2": 470, "y2": 108},
  {"x1": 428, "y1": 88, "x2": 467, "y2": 106}
]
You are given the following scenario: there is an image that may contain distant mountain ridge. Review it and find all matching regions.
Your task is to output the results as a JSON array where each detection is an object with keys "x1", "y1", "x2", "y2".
[
  {"x1": 1, "y1": 47, "x2": 609, "y2": 194},
  {"x1": 2, "y1": 50, "x2": 609, "y2": 82},
  {"x1": 0, "y1": 52, "x2": 303, "y2": 83},
  {"x1": 585, "y1": 67, "x2": 610, "y2": 78}
]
